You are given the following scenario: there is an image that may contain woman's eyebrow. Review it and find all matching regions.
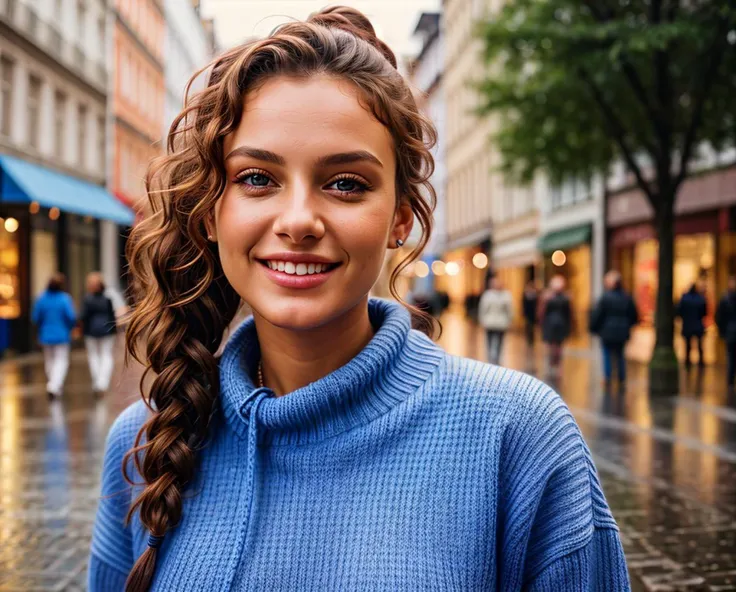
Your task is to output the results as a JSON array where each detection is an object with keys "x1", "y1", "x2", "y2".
[
  {"x1": 316, "y1": 151, "x2": 383, "y2": 168},
  {"x1": 225, "y1": 146, "x2": 286, "y2": 165}
]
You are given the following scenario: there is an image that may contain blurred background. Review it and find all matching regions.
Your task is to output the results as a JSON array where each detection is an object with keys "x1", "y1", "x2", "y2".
[{"x1": 1, "y1": 0, "x2": 736, "y2": 590}]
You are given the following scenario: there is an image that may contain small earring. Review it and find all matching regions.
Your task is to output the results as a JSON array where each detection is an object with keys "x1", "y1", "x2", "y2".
[{"x1": 396, "y1": 239, "x2": 404, "y2": 248}]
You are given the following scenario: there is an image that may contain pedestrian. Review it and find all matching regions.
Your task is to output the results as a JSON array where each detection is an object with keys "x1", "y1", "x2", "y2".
[
  {"x1": 88, "y1": 8, "x2": 629, "y2": 591},
  {"x1": 539, "y1": 275, "x2": 572, "y2": 376},
  {"x1": 590, "y1": 270, "x2": 638, "y2": 387},
  {"x1": 522, "y1": 280, "x2": 538, "y2": 348},
  {"x1": 677, "y1": 282, "x2": 707, "y2": 370},
  {"x1": 479, "y1": 276, "x2": 513, "y2": 365},
  {"x1": 31, "y1": 273, "x2": 77, "y2": 401},
  {"x1": 80, "y1": 272, "x2": 118, "y2": 396},
  {"x1": 716, "y1": 275, "x2": 736, "y2": 389}
]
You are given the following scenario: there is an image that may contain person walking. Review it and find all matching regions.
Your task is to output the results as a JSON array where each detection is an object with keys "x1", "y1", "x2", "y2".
[
  {"x1": 539, "y1": 275, "x2": 572, "y2": 377},
  {"x1": 716, "y1": 276, "x2": 736, "y2": 389},
  {"x1": 479, "y1": 277, "x2": 513, "y2": 365},
  {"x1": 522, "y1": 280, "x2": 538, "y2": 349},
  {"x1": 32, "y1": 273, "x2": 77, "y2": 400},
  {"x1": 677, "y1": 283, "x2": 707, "y2": 370},
  {"x1": 590, "y1": 271, "x2": 638, "y2": 388},
  {"x1": 80, "y1": 272, "x2": 118, "y2": 396}
]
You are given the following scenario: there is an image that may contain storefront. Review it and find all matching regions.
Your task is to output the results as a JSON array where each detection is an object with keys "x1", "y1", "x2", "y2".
[
  {"x1": 538, "y1": 223, "x2": 592, "y2": 338},
  {"x1": 0, "y1": 154, "x2": 134, "y2": 353},
  {"x1": 609, "y1": 212, "x2": 730, "y2": 364}
]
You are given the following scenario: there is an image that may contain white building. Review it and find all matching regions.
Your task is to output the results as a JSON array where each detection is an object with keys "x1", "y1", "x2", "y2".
[
  {"x1": 163, "y1": 0, "x2": 215, "y2": 140},
  {"x1": 0, "y1": 0, "x2": 133, "y2": 353}
]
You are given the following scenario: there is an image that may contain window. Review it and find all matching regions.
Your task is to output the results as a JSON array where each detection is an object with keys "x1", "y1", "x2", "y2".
[
  {"x1": 97, "y1": 15, "x2": 106, "y2": 54},
  {"x1": 0, "y1": 56, "x2": 13, "y2": 137},
  {"x1": 27, "y1": 74, "x2": 42, "y2": 149},
  {"x1": 78, "y1": 103, "x2": 88, "y2": 166},
  {"x1": 55, "y1": 0, "x2": 62, "y2": 20},
  {"x1": 54, "y1": 90, "x2": 67, "y2": 153},
  {"x1": 98, "y1": 115, "x2": 106, "y2": 170},
  {"x1": 78, "y1": 1, "x2": 87, "y2": 43}
]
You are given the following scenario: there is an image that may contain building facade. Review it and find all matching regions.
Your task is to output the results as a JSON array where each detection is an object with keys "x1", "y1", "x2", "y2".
[
  {"x1": 111, "y1": 0, "x2": 164, "y2": 212},
  {"x1": 442, "y1": 0, "x2": 495, "y2": 308},
  {"x1": 403, "y1": 12, "x2": 447, "y2": 299},
  {"x1": 163, "y1": 0, "x2": 215, "y2": 141},
  {"x1": 0, "y1": 0, "x2": 133, "y2": 353}
]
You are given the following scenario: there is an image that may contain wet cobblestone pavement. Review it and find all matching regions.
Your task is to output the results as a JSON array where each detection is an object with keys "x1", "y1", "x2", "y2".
[{"x1": 1, "y1": 311, "x2": 735, "y2": 591}]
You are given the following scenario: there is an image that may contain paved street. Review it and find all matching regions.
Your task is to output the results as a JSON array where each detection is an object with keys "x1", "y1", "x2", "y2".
[{"x1": 1, "y1": 309, "x2": 736, "y2": 591}]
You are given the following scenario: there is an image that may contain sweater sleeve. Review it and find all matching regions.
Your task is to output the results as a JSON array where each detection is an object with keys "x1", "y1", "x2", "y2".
[
  {"x1": 88, "y1": 401, "x2": 149, "y2": 591},
  {"x1": 498, "y1": 382, "x2": 630, "y2": 591},
  {"x1": 526, "y1": 527, "x2": 630, "y2": 591}
]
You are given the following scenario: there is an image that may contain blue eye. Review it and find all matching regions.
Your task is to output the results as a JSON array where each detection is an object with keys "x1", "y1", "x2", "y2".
[
  {"x1": 328, "y1": 177, "x2": 368, "y2": 194},
  {"x1": 241, "y1": 173, "x2": 271, "y2": 187}
]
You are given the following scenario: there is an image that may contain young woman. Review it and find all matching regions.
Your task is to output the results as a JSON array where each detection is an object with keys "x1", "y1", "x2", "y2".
[
  {"x1": 89, "y1": 7, "x2": 630, "y2": 591},
  {"x1": 32, "y1": 272, "x2": 77, "y2": 401},
  {"x1": 81, "y1": 272, "x2": 118, "y2": 396}
]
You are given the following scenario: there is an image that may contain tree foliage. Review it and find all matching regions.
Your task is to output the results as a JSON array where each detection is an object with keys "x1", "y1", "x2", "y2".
[{"x1": 477, "y1": 0, "x2": 736, "y2": 201}]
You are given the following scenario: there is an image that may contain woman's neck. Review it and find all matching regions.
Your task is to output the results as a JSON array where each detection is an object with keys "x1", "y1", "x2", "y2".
[{"x1": 253, "y1": 298, "x2": 375, "y2": 397}]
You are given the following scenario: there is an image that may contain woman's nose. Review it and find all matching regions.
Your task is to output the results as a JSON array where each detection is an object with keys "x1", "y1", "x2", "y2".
[{"x1": 271, "y1": 188, "x2": 325, "y2": 244}]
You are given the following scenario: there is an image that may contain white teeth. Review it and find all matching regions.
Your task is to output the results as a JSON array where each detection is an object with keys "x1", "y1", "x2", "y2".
[{"x1": 266, "y1": 261, "x2": 332, "y2": 275}]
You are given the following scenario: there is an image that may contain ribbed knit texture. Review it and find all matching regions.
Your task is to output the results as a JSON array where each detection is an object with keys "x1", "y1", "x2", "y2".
[{"x1": 89, "y1": 299, "x2": 630, "y2": 591}]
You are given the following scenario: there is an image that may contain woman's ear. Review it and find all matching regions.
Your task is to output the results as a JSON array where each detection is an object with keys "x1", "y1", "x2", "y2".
[{"x1": 390, "y1": 202, "x2": 414, "y2": 248}]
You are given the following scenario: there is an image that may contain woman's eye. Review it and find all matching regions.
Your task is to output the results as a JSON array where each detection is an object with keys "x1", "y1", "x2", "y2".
[
  {"x1": 241, "y1": 173, "x2": 271, "y2": 187},
  {"x1": 328, "y1": 178, "x2": 367, "y2": 194}
]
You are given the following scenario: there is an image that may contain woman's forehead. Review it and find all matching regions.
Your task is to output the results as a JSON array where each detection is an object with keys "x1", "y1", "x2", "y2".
[{"x1": 223, "y1": 75, "x2": 394, "y2": 163}]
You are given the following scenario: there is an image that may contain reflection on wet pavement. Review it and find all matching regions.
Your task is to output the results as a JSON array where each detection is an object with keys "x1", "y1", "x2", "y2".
[{"x1": 1, "y1": 311, "x2": 735, "y2": 591}]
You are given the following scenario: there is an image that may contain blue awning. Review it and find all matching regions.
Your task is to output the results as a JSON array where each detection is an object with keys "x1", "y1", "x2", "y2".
[{"x1": 0, "y1": 154, "x2": 135, "y2": 225}]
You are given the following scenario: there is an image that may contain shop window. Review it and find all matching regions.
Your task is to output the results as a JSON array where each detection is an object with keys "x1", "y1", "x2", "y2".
[{"x1": 0, "y1": 217, "x2": 21, "y2": 319}]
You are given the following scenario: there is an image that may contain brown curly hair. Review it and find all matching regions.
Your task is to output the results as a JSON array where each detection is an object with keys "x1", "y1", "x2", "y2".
[{"x1": 121, "y1": 6, "x2": 437, "y2": 591}]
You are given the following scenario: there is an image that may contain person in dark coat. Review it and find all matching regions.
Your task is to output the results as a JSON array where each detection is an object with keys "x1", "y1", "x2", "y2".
[
  {"x1": 716, "y1": 276, "x2": 736, "y2": 388},
  {"x1": 539, "y1": 275, "x2": 572, "y2": 376},
  {"x1": 677, "y1": 283, "x2": 707, "y2": 370},
  {"x1": 81, "y1": 272, "x2": 117, "y2": 395},
  {"x1": 590, "y1": 271, "x2": 638, "y2": 386},
  {"x1": 521, "y1": 281, "x2": 538, "y2": 349}
]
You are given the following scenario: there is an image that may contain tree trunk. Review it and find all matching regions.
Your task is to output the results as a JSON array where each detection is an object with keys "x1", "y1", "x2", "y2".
[{"x1": 649, "y1": 190, "x2": 679, "y2": 396}]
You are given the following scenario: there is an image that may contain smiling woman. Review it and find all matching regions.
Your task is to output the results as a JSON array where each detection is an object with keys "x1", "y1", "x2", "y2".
[{"x1": 88, "y1": 6, "x2": 630, "y2": 592}]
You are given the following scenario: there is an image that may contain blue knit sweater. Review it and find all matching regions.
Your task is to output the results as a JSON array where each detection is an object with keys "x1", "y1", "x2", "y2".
[{"x1": 89, "y1": 299, "x2": 630, "y2": 591}]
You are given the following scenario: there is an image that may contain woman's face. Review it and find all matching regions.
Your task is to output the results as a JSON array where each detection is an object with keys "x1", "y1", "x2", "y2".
[{"x1": 213, "y1": 75, "x2": 413, "y2": 330}]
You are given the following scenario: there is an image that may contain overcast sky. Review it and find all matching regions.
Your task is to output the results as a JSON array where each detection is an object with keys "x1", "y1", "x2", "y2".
[{"x1": 199, "y1": 0, "x2": 440, "y2": 63}]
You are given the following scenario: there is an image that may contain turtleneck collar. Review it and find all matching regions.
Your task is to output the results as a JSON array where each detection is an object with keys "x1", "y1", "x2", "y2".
[{"x1": 218, "y1": 298, "x2": 444, "y2": 445}]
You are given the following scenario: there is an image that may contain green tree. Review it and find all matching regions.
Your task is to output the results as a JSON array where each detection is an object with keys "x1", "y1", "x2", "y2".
[{"x1": 477, "y1": 0, "x2": 736, "y2": 394}]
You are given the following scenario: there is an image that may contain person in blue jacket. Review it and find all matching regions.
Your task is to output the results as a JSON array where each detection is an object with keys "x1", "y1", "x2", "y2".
[
  {"x1": 32, "y1": 272, "x2": 77, "y2": 400},
  {"x1": 676, "y1": 282, "x2": 708, "y2": 370}
]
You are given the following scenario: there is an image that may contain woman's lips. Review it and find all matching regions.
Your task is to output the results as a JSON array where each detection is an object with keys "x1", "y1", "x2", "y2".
[{"x1": 259, "y1": 260, "x2": 341, "y2": 289}]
